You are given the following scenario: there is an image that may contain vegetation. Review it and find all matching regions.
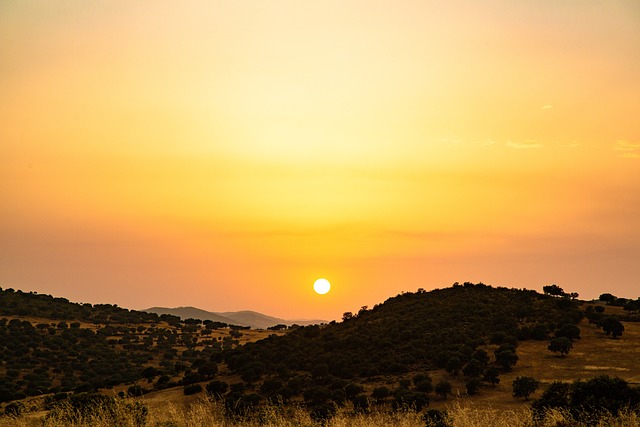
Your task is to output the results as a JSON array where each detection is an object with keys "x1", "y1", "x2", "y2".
[
  {"x1": 511, "y1": 376, "x2": 539, "y2": 401},
  {"x1": 532, "y1": 375, "x2": 640, "y2": 421},
  {"x1": 1, "y1": 282, "x2": 639, "y2": 424},
  {"x1": 1, "y1": 397, "x2": 640, "y2": 427},
  {"x1": 0, "y1": 287, "x2": 272, "y2": 404},
  {"x1": 548, "y1": 336, "x2": 573, "y2": 357}
]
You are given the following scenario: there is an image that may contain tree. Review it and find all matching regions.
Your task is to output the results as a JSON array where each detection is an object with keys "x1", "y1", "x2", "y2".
[
  {"x1": 495, "y1": 348, "x2": 519, "y2": 371},
  {"x1": 599, "y1": 317, "x2": 624, "y2": 339},
  {"x1": 512, "y1": 376, "x2": 540, "y2": 400},
  {"x1": 342, "y1": 312, "x2": 354, "y2": 322},
  {"x1": 554, "y1": 324, "x2": 580, "y2": 341},
  {"x1": 599, "y1": 293, "x2": 616, "y2": 303},
  {"x1": 548, "y1": 337, "x2": 572, "y2": 357},
  {"x1": 543, "y1": 284, "x2": 566, "y2": 297},
  {"x1": 531, "y1": 381, "x2": 570, "y2": 417},
  {"x1": 471, "y1": 349, "x2": 490, "y2": 366},
  {"x1": 623, "y1": 300, "x2": 640, "y2": 314}
]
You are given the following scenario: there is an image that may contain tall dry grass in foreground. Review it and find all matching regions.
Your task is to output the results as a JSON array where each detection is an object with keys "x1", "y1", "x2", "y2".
[{"x1": 1, "y1": 398, "x2": 639, "y2": 427}]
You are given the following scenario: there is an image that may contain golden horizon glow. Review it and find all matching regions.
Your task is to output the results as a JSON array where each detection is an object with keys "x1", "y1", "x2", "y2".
[{"x1": 1, "y1": 1, "x2": 639, "y2": 320}]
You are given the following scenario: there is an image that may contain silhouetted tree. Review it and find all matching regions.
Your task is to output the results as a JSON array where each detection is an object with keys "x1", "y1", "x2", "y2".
[
  {"x1": 554, "y1": 324, "x2": 580, "y2": 341},
  {"x1": 512, "y1": 376, "x2": 540, "y2": 400},
  {"x1": 548, "y1": 337, "x2": 572, "y2": 357},
  {"x1": 599, "y1": 317, "x2": 624, "y2": 339},
  {"x1": 543, "y1": 284, "x2": 566, "y2": 297},
  {"x1": 599, "y1": 293, "x2": 616, "y2": 303}
]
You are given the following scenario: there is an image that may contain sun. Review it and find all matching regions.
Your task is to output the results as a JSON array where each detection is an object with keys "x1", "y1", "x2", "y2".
[{"x1": 313, "y1": 278, "x2": 331, "y2": 295}]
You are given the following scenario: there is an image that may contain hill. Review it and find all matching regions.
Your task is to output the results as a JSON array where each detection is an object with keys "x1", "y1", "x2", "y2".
[
  {"x1": 143, "y1": 306, "x2": 241, "y2": 327},
  {"x1": 1, "y1": 282, "x2": 639, "y2": 421},
  {"x1": 0, "y1": 287, "x2": 285, "y2": 405},
  {"x1": 143, "y1": 307, "x2": 326, "y2": 329}
]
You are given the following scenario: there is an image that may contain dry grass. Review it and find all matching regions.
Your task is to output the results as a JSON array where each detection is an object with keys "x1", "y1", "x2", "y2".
[
  {"x1": 449, "y1": 316, "x2": 640, "y2": 411},
  {"x1": 2, "y1": 398, "x2": 639, "y2": 427}
]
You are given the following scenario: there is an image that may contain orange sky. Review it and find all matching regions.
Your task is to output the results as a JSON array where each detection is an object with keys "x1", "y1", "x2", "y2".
[{"x1": 1, "y1": 1, "x2": 639, "y2": 321}]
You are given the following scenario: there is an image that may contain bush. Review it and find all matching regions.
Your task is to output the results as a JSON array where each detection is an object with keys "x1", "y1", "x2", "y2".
[
  {"x1": 372, "y1": 386, "x2": 391, "y2": 402},
  {"x1": 532, "y1": 375, "x2": 640, "y2": 420},
  {"x1": 4, "y1": 401, "x2": 25, "y2": 417},
  {"x1": 183, "y1": 384, "x2": 203, "y2": 395},
  {"x1": 424, "y1": 409, "x2": 451, "y2": 427},
  {"x1": 127, "y1": 385, "x2": 145, "y2": 397},
  {"x1": 392, "y1": 390, "x2": 429, "y2": 412},
  {"x1": 206, "y1": 380, "x2": 229, "y2": 398}
]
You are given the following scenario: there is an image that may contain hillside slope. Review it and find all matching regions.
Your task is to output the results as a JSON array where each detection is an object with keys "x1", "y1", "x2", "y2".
[{"x1": 223, "y1": 283, "x2": 581, "y2": 382}]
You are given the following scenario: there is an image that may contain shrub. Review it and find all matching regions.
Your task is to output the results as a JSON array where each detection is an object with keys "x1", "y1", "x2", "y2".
[
  {"x1": 424, "y1": 408, "x2": 451, "y2": 427},
  {"x1": 183, "y1": 384, "x2": 203, "y2": 395},
  {"x1": 4, "y1": 401, "x2": 25, "y2": 417}
]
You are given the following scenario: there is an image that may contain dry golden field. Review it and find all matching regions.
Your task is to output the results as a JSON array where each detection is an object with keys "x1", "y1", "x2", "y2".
[{"x1": 2, "y1": 397, "x2": 640, "y2": 427}]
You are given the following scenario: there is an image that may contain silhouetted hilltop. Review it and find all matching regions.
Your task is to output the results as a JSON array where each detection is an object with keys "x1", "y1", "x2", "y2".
[{"x1": 223, "y1": 283, "x2": 582, "y2": 384}]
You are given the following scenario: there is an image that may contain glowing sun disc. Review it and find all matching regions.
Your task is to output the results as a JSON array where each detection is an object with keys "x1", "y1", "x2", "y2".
[{"x1": 313, "y1": 278, "x2": 331, "y2": 295}]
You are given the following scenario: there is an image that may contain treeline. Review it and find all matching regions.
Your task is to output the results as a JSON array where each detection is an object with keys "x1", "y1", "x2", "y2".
[{"x1": 0, "y1": 288, "x2": 160, "y2": 324}]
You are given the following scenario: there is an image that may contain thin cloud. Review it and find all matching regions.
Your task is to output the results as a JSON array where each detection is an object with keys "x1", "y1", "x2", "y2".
[
  {"x1": 620, "y1": 152, "x2": 640, "y2": 159},
  {"x1": 556, "y1": 142, "x2": 580, "y2": 148},
  {"x1": 541, "y1": 105, "x2": 552, "y2": 109},
  {"x1": 614, "y1": 140, "x2": 640, "y2": 158},
  {"x1": 506, "y1": 140, "x2": 544, "y2": 149}
]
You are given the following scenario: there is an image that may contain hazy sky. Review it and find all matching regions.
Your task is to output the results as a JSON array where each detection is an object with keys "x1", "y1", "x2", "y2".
[{"x1": 1, "y1": 1, "x2": 639, "y2": 320}]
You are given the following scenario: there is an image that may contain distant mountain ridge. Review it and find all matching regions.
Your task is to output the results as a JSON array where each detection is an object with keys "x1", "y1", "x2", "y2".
[{"x1": 142, "y1": 306, "x2": 326, "y2": 329}]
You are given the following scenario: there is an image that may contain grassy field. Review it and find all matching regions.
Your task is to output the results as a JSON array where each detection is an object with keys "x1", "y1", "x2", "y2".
[
  {"x1": 2, "y1": 397, "x2": 640, "y2": 427},
  {"x1": 458, "y1": 309, "x2": 640, "y2": 410}
]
